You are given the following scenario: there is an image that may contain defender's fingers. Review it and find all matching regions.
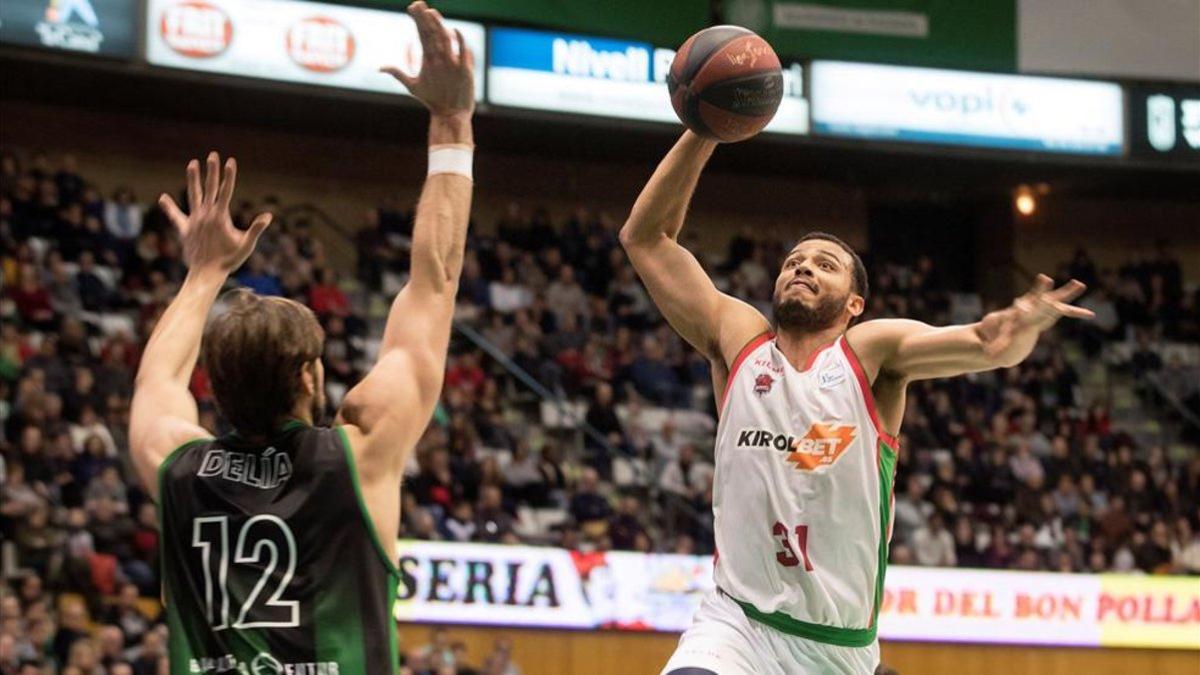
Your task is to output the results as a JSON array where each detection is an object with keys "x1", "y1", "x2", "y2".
[
  {"x1": 216, "y1": 157, "x2": 237, "y2": 211},
  {"x1": 380, "y1": 65, "x2": 417, "y2": 90},
  {"x1": 455, "y1": 29, "x2": 474, "y2": 71},
  {"x1": 204, "y1": 151, "x2": 220, "y2": 204},
  {"x1": 428, "y1": 9, "x2": 453, "y2": 55},
  {"x1": 186, "y1": 159, "x2": 201, "y2": 209},
  {"x1": 158, "y1": 194, "x2": 188, "y2": 232},
  {"x1": 235, "y1": 212, "x2": 273, "y2": 260}
]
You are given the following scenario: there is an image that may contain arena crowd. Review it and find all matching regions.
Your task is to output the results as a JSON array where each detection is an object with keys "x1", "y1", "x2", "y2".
[{"x1": 1, "y1": 151, "x2": 1197, "y2": 673}]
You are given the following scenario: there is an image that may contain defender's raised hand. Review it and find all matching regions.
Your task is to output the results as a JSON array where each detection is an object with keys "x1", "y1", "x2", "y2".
[
  {"x1": 158, "y1": 151, "x2": 271, "y2": 275},
  {"x1": 381, "y1": 1, "x2": 475, "y2": 117}
]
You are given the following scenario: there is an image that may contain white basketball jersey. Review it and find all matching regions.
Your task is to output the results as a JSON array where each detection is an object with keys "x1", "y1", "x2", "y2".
[{"x1": 712, "y1": 333, "x2": 899, "y2": 647}]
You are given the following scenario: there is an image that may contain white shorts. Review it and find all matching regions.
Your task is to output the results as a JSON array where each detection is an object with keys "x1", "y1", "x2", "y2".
[{"x1": 661, "y1": 591, "x2": 880, "y2": 675}]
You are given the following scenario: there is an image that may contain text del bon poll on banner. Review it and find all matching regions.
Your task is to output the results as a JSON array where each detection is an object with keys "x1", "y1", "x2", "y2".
[
  {"x1": 393, "y1": 540, "x2": 1199, "y2": 650},
  {"x1": 145, "y1": 0, "x2": 485, "y2": 100}
]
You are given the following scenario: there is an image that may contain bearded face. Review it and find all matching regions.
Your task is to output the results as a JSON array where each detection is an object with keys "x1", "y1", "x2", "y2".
[
  {"x1": 771, "y1": 239, "x2": 863, "y2": 334},
  {"x1": 773, "y1": 285, "x2": 851, "y2": 332}
]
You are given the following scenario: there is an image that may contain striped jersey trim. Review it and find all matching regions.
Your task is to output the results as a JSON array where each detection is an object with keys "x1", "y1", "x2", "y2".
[
  {"x1": 718, "y1": 331, "x2": 774, "y2": 415},
  {"x1": 728, "y1": 592, "x2": 878, "y2": 648}
]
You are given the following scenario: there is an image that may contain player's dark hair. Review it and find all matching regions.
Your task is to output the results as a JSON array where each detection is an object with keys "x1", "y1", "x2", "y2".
[
  {"x1": 201, "y1": 289, "x2": 324, "y2": 436},
  {"x1": 794, "y1": 231, "x2": 869, "y2": 304}
]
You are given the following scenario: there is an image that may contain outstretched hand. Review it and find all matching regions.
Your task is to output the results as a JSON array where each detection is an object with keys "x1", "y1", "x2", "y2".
[
  {"x1": 159, "y1": 151, "x2": 271, "y2": 276},
  {"x1": 980, "y1": 274, "x2": 1095, "y2": 358},
  {"x1": 381, "y1": 1, "x2": 474, "y2": 117}
]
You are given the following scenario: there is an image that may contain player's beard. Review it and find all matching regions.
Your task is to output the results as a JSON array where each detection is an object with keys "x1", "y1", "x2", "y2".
[{"x1": 773, "y1": 288, "x2": 847, "y2": 333}]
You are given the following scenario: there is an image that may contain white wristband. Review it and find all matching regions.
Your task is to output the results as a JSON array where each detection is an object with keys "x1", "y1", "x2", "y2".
[{"x1": 428, "y1": 145, "x2": 473, "y2": 180}]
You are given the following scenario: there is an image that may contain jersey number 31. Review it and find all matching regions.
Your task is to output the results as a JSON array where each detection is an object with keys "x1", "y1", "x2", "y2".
[{"x1": 773, "y1": 521, "x2": 814, "y2": 571}]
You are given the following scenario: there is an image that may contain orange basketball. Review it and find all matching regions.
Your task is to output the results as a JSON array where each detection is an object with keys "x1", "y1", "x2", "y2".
[{"x1": 667, "y1": 26, "x2": 783, "y2": 143}]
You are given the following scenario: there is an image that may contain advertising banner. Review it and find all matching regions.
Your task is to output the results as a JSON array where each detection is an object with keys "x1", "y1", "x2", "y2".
[
  {"x1": 393, "y1": 540, "x2": 1200, "y2": 650},
  {"x1": 144, "y1": 0, "x2": 485, "y2": 100},
  {"x1": 0, "y1": 0, "x2": 137, "y2": 58},
  {"x1": 394, "y1": 541, "x2": 714, "y2": 632},
  {"x1": 809, "y1": 60, "x2": 1124, "y2": 155},
  {"x1": 486, "y1": 26, "x2": 809, "y2": 135}
]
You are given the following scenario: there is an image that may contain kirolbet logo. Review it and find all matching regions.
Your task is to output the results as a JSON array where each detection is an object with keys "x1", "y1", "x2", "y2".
[{"x1": 735, "y1": 423, "x2": 857, "y2": 470}]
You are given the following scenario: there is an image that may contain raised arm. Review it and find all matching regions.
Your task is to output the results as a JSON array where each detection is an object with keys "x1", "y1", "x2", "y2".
[
  {"x1": 619, "y1": 131, "x2": 768, "y2": 373},
  {"x1": 847, "y1": 274, "x2": 1094, "y2": 384},
  {"x1": 130, "y1": 153, "x2": 272, "y2": 498},
  {"x1": 335, "y1": 2, "x2": 474, "y2": 474}
]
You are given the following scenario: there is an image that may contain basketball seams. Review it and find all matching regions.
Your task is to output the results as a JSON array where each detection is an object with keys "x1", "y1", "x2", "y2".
[
  {"x1": 678, "y1": 25, "x2": 753, "y2": 86},
  {"x1": 685, "y1": 90, "x2": 717, "y2": 139}
]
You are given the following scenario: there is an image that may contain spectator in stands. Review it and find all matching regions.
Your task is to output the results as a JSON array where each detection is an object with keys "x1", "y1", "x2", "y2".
[
  {"x1": 95, "y1": 624, "x2": 125, "y2": 671},
  {"x1": 104, "y1": 187, "x2": 143, "y2": 243},
  {"x1": 628, "y1": 335, "x2": 685, "y2": 407},
  {"x1": 1130, "y1": 329, "x2": 1164, "y2": 376},
  {"x1": 952, "y1": 517, "x2": 985, "y2": 568},
  {"x1": 536, "y1": 443, "x2": 567, "y2": 508},
  {"x1": 1135, "y1": 520, "x2": 1174, "y2": 573},
  {"x1": 545, "y1": 264, "x2": 587, "y2": 328},
  {"x1": 609, "y1": 496, "x2": 646, "y2": 551},
  {"x1": 503, "y1": 441, "x2": 545, "y2": 506},
  {"x1": 568, "y1": 468, "x2": 611, "y2": 540},
  {"x1": 650, "y1": 417, "x2": 687, "y2": 463},
  {"x1": 10, "y1": 265, "x2": 55, "y2": 329},
  {"x1": 234, "y1": 252, "x2": 282, "y2": 296},
  {"x1": 444, "y1": 501, "x2": 477, "y2": 542},
  {"x1": 307, "y1": 267, "x2": 349, "y2": 317},
  {"x1": 584, "y1": 382, "x2": 625, "y2": 462},
  {"x1": 410, "y1": 448, "x2": 459, "y2": 514},
  {"x1": 474, "y1": 485, "x2": 516, "y2": 544},
  {"x1": 76, "y1": 251, "x2": 111, "y2": 311},
  {"x1": 489, "y1": 268, "x2": 531, "y2": 314},
  {"x1": 912, "y1": 512, "x2": 956, "y2": 567},
  {"x1": 658, "y1": 445, "x2": 713, "y2": 502},
  {"x1": 1172, "y1": 516, "x2": 1200, "y2": 574}
]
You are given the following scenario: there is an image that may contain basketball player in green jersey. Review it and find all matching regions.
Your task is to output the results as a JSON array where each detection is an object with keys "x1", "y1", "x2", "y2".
[{"x1": 128, "y1": 4, "x2": 473, "y2": 672}]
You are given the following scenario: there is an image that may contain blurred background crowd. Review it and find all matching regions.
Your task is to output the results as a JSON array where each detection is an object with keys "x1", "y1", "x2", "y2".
[{"x1": 1, "y1": 150, "x2": 1197, "y2": 673}]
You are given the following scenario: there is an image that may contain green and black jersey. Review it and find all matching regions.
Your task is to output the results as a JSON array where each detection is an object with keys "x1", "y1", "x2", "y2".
[{"x1": 157, "y1": 422, "x2": 399, "y2": 674}]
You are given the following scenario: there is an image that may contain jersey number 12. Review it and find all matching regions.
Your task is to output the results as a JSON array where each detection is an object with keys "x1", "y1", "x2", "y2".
[{"x1": 192, "y1": 515, "x2": 300, "y2": 630}]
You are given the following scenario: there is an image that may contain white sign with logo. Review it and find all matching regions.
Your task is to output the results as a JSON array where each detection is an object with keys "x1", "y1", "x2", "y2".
[
  {"x1": 810, "y1": 60, "x2": 1124, "y2": 155},
  {"x1": 389, "y1": 541, "x2": 1200, "y2": 650},
  {"x1": 0, "y1": 0, "x2": 137, "y2": 57},
  {"x1": 392, "y1": 540, "x2": 715, "y2": 631},
  {"x1": 145, "y1": 0, "x2": 485, "y2": 100},
  {"x1": 487, "y1": 27, "x2": 808, "y2": 135}
]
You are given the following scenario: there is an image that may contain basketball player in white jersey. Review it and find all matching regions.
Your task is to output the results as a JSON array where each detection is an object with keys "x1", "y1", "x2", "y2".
[{"x1": 620, "y1": 131, "x2": 1094, "y2": 675}]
